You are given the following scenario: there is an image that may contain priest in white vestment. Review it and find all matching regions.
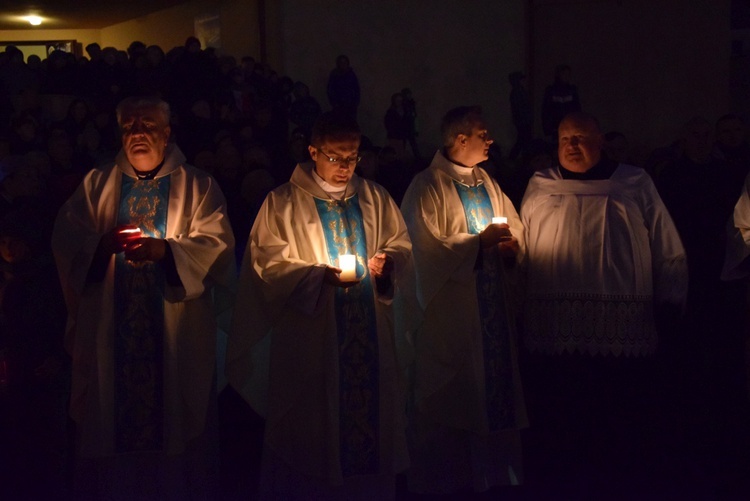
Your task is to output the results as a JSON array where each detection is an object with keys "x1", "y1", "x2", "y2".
[
  {"x1": 227, "y1": 111, "x2": 411, "y2": 499},
  {"x1": 520, "y1": 111, "x2": 687, "y2": 496},
  {"x1": 722, "y1": 170, "x2": 750, "y2": 401},
  {"x1": 52, "y1": 97, "x2": 236, "y2": 499},
  {"x1": 400, "y1": 106, "x2": 527, "y2": 494},
  {"x1": 722, "y1": 171, "x2": 750, "y2": 281}
]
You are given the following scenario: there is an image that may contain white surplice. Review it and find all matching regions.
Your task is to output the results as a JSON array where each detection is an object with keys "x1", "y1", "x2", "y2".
[
  {"x1": 521, "y1": 164, "x2": 687, "y2": 357},
  {"x1": 400, "y1": 151, "x2": 528, "y2": 493},
  {"x1": 52, "y1": 144, "x2": 236, "y2": 458},
  {"x1": 722, "y1": 171, "x2": 750, "y2": 280},
  {"x1": 226, "y1": 163, "x2": 412, "y2": 493}
]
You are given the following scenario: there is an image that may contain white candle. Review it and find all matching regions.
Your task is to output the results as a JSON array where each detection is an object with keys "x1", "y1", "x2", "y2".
[
  {"x1": 492, "y1": 216, "x2": 508, "y2": 225},
  {"x1": 339, "y1": 254, "x2": 357, "y2": 281}
]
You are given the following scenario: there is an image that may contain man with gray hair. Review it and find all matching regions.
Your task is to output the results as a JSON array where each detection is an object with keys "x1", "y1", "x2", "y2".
[{"x1": 52, "y1": 95, "x2": 235, "y2": 499}]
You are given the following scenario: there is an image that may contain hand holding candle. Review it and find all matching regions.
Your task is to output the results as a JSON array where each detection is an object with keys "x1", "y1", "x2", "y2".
[
  {"x1": 102, "y1": 224, "x2": 142, "y2": 254},
  {"x1": 479, "y1": 219, "x2": 512, "y2": 249}
]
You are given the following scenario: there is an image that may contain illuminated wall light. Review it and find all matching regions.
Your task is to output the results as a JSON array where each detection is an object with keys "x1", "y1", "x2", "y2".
[{"x1": 23, "y1": 15, "x2": 43, "y2": 26}]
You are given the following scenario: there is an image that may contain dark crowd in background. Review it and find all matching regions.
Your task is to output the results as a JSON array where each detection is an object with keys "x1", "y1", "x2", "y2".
[{"x1": 1, "y1": 37, "x2": 750, "y2": 499}]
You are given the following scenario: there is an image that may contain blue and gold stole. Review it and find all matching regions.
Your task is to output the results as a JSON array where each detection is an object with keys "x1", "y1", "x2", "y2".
[
  {"x1": 453, "y1": 180, "x2": 515, "y2": 431},
  {"x1": 113, "y1": 174, "x2": 170, "y2": 453},
  {"x1": 314, "y1": 194, "x2": 380, "y2": 477}
]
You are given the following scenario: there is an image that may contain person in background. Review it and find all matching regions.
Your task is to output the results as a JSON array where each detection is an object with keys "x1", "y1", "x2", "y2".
[
  {"x1": 508, "y1": 71, "x2": 534, "y2": 160},
  {"x1": 541, "y1": 64, "x2": 580, "y2": 140},
  {"x1": 326, "y1": 55, "x2": 361, "y2": 121},
  {"x1": 0, "y1": 206, "x2": 69, "y2": 498}
]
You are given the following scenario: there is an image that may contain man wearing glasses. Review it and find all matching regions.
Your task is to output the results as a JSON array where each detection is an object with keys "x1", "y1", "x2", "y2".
[{"x1": 227, "y1": 111, "x2": 412, "y2": 498}]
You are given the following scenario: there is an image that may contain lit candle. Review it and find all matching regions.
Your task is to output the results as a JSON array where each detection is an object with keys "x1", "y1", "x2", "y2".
[
  {"x1": 119, "y1": 228, "x2": 142, "y2": 235},
  {"x1": 339, "y1": 254, "x2": 357, "y2": 281},
  {"x1": 492, "y1": 216, "x2": 508, "y2": 225}
]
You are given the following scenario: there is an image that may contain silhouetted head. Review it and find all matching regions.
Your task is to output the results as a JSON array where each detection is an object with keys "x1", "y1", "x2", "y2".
[
  {"x1": 185, "y1": 36, "x2": 201, "y2": 53},
  {"x1": 681, "y1": 116, "x2": 713, "y2": 163},
  {"x1": 603, "y1": 131, "x2": 630, "y2": 163},
  {"x1": 716, "y1": 114, "x2": 746, "y2": 150},
  {"x1": 555, "y1": 64, "x2": 572, "y2": 84},
  {"x1": 86, "y1": 42, "x2": 102, "y2": 59},
  {"x1": 508, "y1": 71, "x2": 525, "y2": 87},
  {"x1": 336, "y1": 55, "x2": 350, "y2": 71}
]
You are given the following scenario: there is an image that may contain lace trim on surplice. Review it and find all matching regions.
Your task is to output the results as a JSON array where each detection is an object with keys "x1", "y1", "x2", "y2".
[{"x1": 523, "y1": 293, "x2": 656, "y2": 357}]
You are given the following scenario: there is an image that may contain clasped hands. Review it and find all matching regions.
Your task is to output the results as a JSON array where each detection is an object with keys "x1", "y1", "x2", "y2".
[
  {"x1": 101, "y1": 224, "x2": 166, "y2": 262},
  {"x1": 479, "y1": 222, "x2": 519, "y2": 258},
  {"x1": 323, "y1": 252, "x2": 393, "y2": 288}
]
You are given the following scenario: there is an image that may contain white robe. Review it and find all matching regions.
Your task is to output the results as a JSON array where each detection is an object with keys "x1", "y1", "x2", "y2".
[
  {"x1": 399, "y1": 151, "x2": 527, "y2": 492},
  {"x1": 52, "y1": 144, "x2": 236, "y2": 458},
  {"x1": 721, "y1": 172, "x2": 750, "y2": 403},
  {"x1": 226, "y1": 163, "x2": 412, "y2": 488},
  {"x1": 722, "y1": 171, "x2": 750, "y2": 280},
  {"x1": 521, "y1": 164, "x2": 687, "y2": 357}
]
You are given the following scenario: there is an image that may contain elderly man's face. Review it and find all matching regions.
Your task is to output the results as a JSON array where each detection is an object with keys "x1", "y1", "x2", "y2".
[
  {"x1": 309, "y1": 138, "x2": 360, "y2": 188},
  {"x1": 120, "y1": 106, "x2": 170, "y2": 172},
  {"x1": 558, "y1": 117, "x2": 603, "y2": 173}
]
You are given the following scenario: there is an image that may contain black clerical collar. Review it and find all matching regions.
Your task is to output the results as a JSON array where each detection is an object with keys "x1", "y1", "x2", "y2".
[
  {"x1": 134, "y1": 159, "x2": 165, "y2": 180},
  {"x1": 559, "y1": 155, "x2": 617, "y2": 180}
]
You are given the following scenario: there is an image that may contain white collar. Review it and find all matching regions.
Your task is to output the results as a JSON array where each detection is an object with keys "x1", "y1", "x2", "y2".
[
  {"x1": 311, "y1": 168, "x2": 348, "y2": 200},
  {"x1": 442, "y1": 153, "x2": 482, "y2": 187}
]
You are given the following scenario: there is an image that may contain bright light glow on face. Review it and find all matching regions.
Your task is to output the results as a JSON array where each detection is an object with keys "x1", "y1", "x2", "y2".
[
  {"x1": 120, "y1": 106, "x2": 171, "y2": 172},
  {"x1": 309, "y1": 138, "x2": 361, "y2": 188},
  {"x1": 23, "y1": 15, "x2": 43, "y2": 26},
  {"x1": 558, "y1": 118, "x2": 603, "y2": 173}
]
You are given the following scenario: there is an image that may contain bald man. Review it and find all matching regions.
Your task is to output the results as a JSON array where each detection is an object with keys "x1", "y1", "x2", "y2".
[{"x1": 519, "y1": 111, "x2": 687, "y2": 496}]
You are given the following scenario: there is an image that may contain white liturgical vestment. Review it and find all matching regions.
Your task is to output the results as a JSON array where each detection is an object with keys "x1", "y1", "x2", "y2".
[
  {"x1": 521, "y1": 164, "x2": 687, "y2": 357},
  {"x1": 227, "y1": 162, "x2": 412, "y2": 489},
  {"x1": 52, "y1": 144, "x2": 236, "y2": 457}
]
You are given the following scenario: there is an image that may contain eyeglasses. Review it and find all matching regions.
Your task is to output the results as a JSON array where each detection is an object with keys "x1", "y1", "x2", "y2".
[{"x1": 315, "y1": 147, "x2": 361, "y2": 166}]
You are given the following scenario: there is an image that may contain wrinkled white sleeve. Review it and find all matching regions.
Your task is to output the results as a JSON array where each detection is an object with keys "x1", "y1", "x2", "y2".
[
  {"x1": 640, "y1": 175, "x2": 688, "y2": 305},
  {"x1": 401, "y1": 176, "x2": 479, "y2": 310},
  {"x1": 722, "y1": 174, "x2": 750, "y2": 280}
]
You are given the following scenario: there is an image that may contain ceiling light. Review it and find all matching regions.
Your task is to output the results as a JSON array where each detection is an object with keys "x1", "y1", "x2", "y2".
[{"x1": 23, "y1": 15, "x2": 43, "y2": 26}]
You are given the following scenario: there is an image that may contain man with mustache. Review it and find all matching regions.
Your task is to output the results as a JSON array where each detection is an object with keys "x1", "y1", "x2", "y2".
[
  {"x1": 52, "y1": 96, "x2": 235, "y2": 499},
  {"x1": 520, "y1": 111, "x2": 687, "y2": 496}
]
